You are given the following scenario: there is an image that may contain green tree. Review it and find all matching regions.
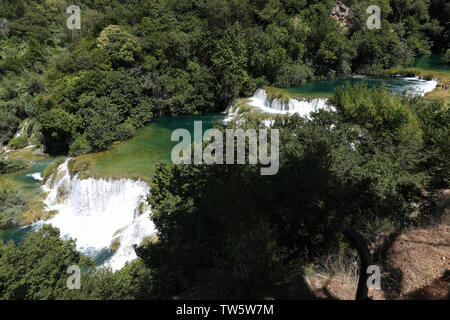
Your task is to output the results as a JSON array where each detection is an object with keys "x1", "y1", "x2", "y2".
[
  {"x1": 97, "y1": 25, "x2": 142, "y2": 67},
  {"x1": 84, "y1": 97, "x2": 121, "y2": 152},
  {"x1": 0, "y1": 225, "x2": 95, "y2": 300},
  {"x1": 39, "y1": 108, "x2": 77, "y2": 153},
  {"x1": 0, "y1": 182, "x2": 27, "y2": 228},
  {"x1": 212, "y1": 22, "x2": 251, "y2": 106}
]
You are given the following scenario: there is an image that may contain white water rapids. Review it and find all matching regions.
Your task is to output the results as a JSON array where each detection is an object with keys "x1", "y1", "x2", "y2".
[
  {"x1": 247, "y1": 89, "x2": 331, "y2": 117},
  {"x1": 39, "y1": 160, "x2": 156, "y2": 271},
  {"x1": 238, "y1": 77, "x2": 438, "y2": 120}
]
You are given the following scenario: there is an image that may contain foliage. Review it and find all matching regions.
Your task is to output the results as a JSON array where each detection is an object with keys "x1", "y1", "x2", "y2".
[
  {"x1": 0, "y1": 182, "x2": 27, "y2": 228},
  {"x1": 0, "y1": 158, "x2": 27, "y2": 175},
  {"x1": 7, "y1": 135, "x2": 28, "y2": 150},
  {"x1": 97, "y1": 25, "x2": 142, "y2": 67},
  {"x1": 42, "y1": 156, "x2": 66, "y2": 183},
  {"x1": 444, "y1": 49, "x2": 450, "y2": 64},
  {"x1": 0, "y1": 0, "x2": 445, "y2": 155},
  {"x1": 115, "y1": 123, "x2": 136, "y2": 141},
  {"x1": 138, "y1": 85, "x2": 433, "y2": 298},
  {"x1": 78, "y1": 259, "x2": 154, "y2": 300},
  {"x1": 69, "y1": 135, "x2": 91, "y2": 157},
  {"x1": 412, "y1": 99, "x2": 450, "y2": 187},
  {"x1": 0, "y1": 225, "x2": 95, "y2": 299}
]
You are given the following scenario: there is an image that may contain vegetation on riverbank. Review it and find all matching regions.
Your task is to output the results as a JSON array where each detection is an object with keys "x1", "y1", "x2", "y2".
[
  {"x1": 0, "y1": 0, "x2": 449, "y2": 300},
  {"x1": 137, "y1": 84, "x2": 449, "y2": 299}
]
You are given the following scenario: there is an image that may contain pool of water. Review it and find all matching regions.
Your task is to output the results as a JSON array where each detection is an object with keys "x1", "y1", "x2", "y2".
[
  {"x1": 74, "y1": 113, "x2": 226, "y2": 181},
  {"x1": 0, "y1": 157, "x2": 54, "y2": 245},
  {"x1": 11, "y1": 157, "x2": 55, "y2": 198}
]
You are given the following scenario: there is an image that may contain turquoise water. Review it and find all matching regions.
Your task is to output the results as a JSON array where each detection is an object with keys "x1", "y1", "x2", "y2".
[
  {"x1": 283, "y1": 76, "x2": 434, "y2": 97},
  {"x1": 0, "y1": 157, "x2": 54, "y2": 245},
  {"x1": 0, "y1": 225, "x2": 36, "y2": 245},
  {"x1": 78, "y1": 113, "x2": 226, "y2": 180},
  {"x1": 13, "y1": 157, "x2": 55, "y2": 197},
  {"x1": 283, "y1": 55, "x2": 448, "y2": 97}
]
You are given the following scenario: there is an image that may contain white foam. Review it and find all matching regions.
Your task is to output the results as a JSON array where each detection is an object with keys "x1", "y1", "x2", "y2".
[
  {"x1": 246, "y1": 89, "x2": 333, "y2": 118},
  {"x1": 40, "y1": 159, "x2": 156, "y2": 271},
  {"x1": 27, "y1": 172, "x2": 43, "y2": 181},
  {"x1": 401, "y1": 77, "x2": 438, "y2": 96}
]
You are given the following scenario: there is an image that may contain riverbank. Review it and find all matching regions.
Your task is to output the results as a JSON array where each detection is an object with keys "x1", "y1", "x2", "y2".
[
  {"x1": 413, "y1": 69, "x2": 449, "y2": 107},
  {"x1": 0, "y1": 146, "x2": 55, "y2": 227}
]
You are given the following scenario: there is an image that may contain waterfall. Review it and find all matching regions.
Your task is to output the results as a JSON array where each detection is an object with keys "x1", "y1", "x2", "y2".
[
  {"x1": 247, "y1": 89, "x2": 332, "y2": 117},
  {"x1": 402, "y1": 77, "x2": 438, "y2": 96},
  {"x1": 40, "y1": 159, "x2": 156, "y2": 271}
]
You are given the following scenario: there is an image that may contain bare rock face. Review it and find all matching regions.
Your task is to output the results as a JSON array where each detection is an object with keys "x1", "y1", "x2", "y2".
[{"x1": 331, "y1": 0, "x2": 349, "y2": 27}]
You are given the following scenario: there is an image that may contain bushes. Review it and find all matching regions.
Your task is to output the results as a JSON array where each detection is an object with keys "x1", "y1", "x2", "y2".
[
  {"x1": 0, "y1": 183, "x2": 27, "y2": 228},
  {"x1": 0, "y1": 158, "x2": 27, "y2": 174},
  {"x1": 115, "y1": 123, "x2": 136, "y2": 141},
  {"x1": 78, "y1": 259, "x2": 155, "y2": 300},
  {"x1": 0, "y1": 225, "x2": 95, "y2": 300},
  {"x1": 42, "y1": 157, "x2": 66, "y2": 183},
  {"x1": 444, "y1": 49, "x2": 450, "y2": 64},
  {"x1": 414, "y1": 100, "x2": 450, "y2": 188},
  {"x1": 7, "y1": 135, "x2": 28, "y2": 149},
  {"x1": 39, "y1": 108, "x2": 77, "y2": 154},
  {"x1": 0, "y1": 107, "x2": 20, "y2": 144},
  {"x1": 69, "y1": 135, "x2": 92, "y2": 156},
  {"x1": 330, "y1": 83, "x2": 423, "y2": 147},
  {"x1": 97, "y1": 25, "x2": 142, "y2": 67}
]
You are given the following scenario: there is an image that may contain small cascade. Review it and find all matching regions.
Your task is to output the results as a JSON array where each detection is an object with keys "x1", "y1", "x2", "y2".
[
  {"x1": 40, "y1": 159, "x2": 156, "y2": 271},
  {"x1": 224, "y1": 105, "x2": 240, "y2": 123},
  {"x1": 26, "y1": 172, "x2": 43, "y2": 181},
  {"x1": 248, "y1": 89, "x2": 332, "y2": 117},
  {"x1": 401, "y1": 77, "x2": 438, "y2": 96}
]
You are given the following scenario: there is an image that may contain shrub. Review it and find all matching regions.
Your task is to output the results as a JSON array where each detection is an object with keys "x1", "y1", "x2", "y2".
[
  {"x1": 7, "y1": 136, "x2": 28, "y2": 150},
  {"x1": 444, "y1": 49, "x2": 450, "y2": 64},
  {"x1": 115, "y1": 123, "x2": 136, "y2": 141},
  {"x1": 0, "y1": 183, "x2": 27, "y2": 228},
  {"x1": 69, "y1": 135, "x2": 92, "y2": 156},
  {"x1": 0, "y1": 158, "x2": 27, "y2": 174}
]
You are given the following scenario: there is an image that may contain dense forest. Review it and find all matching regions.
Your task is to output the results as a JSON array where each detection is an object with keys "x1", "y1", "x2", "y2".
[
  {"x1": 0, "y1": 0, "x2": 449, "y2": 300},
  {"x1": 0, "y1": 0, "x2": 448, "y2": 155}
]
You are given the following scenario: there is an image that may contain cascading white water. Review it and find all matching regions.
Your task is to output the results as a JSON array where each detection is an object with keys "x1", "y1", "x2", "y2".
[
  {"x1": 27, "y1": 172, "x2": 43, "y2": 181},
  {"x1": 40, "y1": 160, "x2": 156, "y2": 271},
  {"x1": 243, "y1": 76, "x2": 438, "y2": 118},
  {"x1": 247, "y1": 88, "x2": 332, "y2": 117},
  {"x1": 401, "y1": 77, "x2": 438, "y2": 96},
  {"x1": 223, "y1": 105, "x2": 240, "y2": 123}
]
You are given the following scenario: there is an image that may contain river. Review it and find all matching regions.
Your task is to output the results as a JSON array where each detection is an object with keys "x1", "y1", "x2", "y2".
[{"x1": 0, "y1": 59, "x2": 447, "y2": 269}]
